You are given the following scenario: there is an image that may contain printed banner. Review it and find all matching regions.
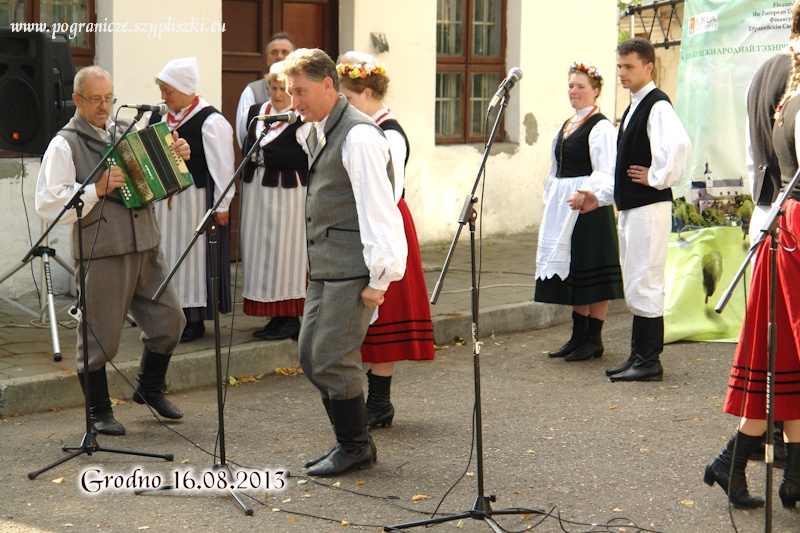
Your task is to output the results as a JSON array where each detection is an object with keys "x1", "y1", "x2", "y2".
[
  {"x1": 664, "y1": 227, "x2": 750, "y2": 343},
  {"x1": 674, "y1": 0, "x2": 790, "y2": 201}
]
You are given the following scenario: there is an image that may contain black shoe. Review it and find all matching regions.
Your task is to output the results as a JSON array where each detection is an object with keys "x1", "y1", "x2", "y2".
[
  {"x1": 610, "y1": 316, "x2": 664, "y2": 382},
  {"x1": 306, "y1": 394, "x2": 374, "y2": 477},
  {"x1": 565, "y1": 317, "x2": 604, "y2": 362},
  {"x1": 606, "y1": 316, "x2": 641, "y2": 376},
  {"x1": 132, "y1": 349, "x2": 183, "y2": 419},
  {"x1": 255, "y1": 316, "x2": 300, "y2": 341},
  {"x1": 366, "y1": 371, "x2": 394, "y2": 428},
  {"x1": 548, "y1": 311, "x2": 588, "y2": 358},
  {"x1": 780, "y1": 442, "x2": 800, "y2": 507},
  {"x1": 704, "y1": 432, "x2": 765, "y2": 509},
  {"x1": 605, "y1": 355, "x2": 635, "y2": 376},
  {"x1": 78, "y1": 367, "x2": 126, "y2": 436},
  {"x1": 252, "y1": 319, "x2": 275, "y2": 338},
  {"x1": 180, "y1": 321, "x2": 205, "y2": 343}
]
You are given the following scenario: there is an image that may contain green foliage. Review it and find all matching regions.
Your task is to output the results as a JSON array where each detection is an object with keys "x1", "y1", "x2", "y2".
[
  {"x1": 672, "y1": 197, "x2": 705, "y2": 230},
  {"x1": 737, "y1": 199, "x2": 754, "y2": 221},
  {"x1": 619, "y1": 0, "x2": 644, "y2": 12},
  {"x1": 702, "y1": 250, "x2": 723, "y2": 303},
  {"x1": 702, "y1": 207, "x2": 727, "y2": 227},
  {"x1": 672, "y1": 195, "x2": 756, "y2": 231}
]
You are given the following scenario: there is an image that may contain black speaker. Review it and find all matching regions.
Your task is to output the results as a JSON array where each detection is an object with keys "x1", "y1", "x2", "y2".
[{"x1": 0, "y1": 29, "x2": 76, "y2": 155}]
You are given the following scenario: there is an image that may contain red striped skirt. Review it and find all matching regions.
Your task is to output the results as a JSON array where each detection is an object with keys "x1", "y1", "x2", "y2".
[
  {"x1": 361, "y1": 198, "x2": 435, "y2": 363},
  {"x1": 724, "y1": 199, "x2": 800, "y2": 420}
]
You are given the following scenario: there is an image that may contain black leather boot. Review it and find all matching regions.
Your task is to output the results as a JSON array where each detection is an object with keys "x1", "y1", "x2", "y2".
[
  {"x1": 549, "y1": 311, "x2": 588, "y2": 358},
  {"x1": 606, "y1": 317, "x2": 637, "y2": 376},
  {"x1": 780, "y1": 442, "x2": 800, "y2": 507},
  {"x1": 78, "y1": 366, "x2": 126, "y2": 436},
  {"x1": 304, "y1": 397, "x2": 377, "y2": 468},
  {"x1": 704, "y1": 432, "x2": 765, "y2": 509},
  {"x1": 366, "y1": 370, "x2": 394, "y2": 427},
  {"x1": 750, "y1": 422, "x2": 786, "y2": 468},
  {"x1": 304, "y1": 398, "x2": 335, "y2": 468},
  {"x1": 610, "y1": 316, "x2": 664, "y2": 382},
  {"x1": 306, "y1": 394, "x2": 375, "y2": 477},
  {"x1": 565, "y1": 317, "x2": 604, "y2": 361},
  {"x1": 132, "y1": 348, "x2": 183, "y2": 419}
]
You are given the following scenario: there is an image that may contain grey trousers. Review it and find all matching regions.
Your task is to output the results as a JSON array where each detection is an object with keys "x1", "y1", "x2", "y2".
[
  {"x1": 298, "y1": 279, "x2": 373, "y2": 400},
  {"x1": 76, "y1": 247, "x2": 185, "y2": 372}
]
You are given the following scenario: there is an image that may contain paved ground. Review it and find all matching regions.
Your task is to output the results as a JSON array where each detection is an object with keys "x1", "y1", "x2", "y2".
[
  {"x1": 0, "y1": 313, "x2": 791, "y2": 533},
  {"x1": 0, "y1": 231, "x2": 790, "y2": 532},
  {"x1": 0, "y1": 232, "x2": 576, "y2": 416}
]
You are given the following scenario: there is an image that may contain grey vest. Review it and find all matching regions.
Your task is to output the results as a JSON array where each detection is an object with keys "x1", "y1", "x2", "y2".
[
  {"x1": 247, "y1": 78, "x2": 269, "y2": 105},
  {"x1": 305, "y1": 95, "x2": 395, "y2": 281},
  {"x1": 58, "y1": 111, "x2": 161, "y2": 260}
]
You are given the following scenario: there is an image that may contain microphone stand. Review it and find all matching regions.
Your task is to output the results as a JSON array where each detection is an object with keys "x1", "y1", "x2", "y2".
[
  {"x1": 385, "y1": 94, "x2": 541, "y2": 532},
  {"x1": 716, "y1": 166, "x2": 800, "y2": 532},
  {"x1": 28, "y1": 111, "x2": 174, "y2": 480},
  {"x1": 136, "y1": 119, "x2": 272, "y2": 515}
]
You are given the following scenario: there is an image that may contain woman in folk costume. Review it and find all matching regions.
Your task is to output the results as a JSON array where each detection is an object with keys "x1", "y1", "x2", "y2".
[
  {"x1": 534, "y1": 61, "x2": 623, "y2": 361},
  {"x1": 336, "y1": 52, "x2": 434, "y2": 428},
  {"x1": 240, "y1": 61, "x2": 308, "y2": 341},
  {"x1": 152, "y1": 57, "x2": 236, "y2": 342},
  {"x1": 704, "y1": 20, "x2": 800, "y2": 510}
]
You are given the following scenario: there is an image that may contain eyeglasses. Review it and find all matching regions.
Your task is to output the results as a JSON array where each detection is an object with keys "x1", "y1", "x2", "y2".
[{"x1": 76, "y1": 94, "x2": 117, "y2": 107}]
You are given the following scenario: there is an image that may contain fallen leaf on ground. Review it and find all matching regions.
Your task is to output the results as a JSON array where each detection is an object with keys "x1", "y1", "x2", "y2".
[{"x1": 412, "y1": 494, "x2": 429, "y2": 501}]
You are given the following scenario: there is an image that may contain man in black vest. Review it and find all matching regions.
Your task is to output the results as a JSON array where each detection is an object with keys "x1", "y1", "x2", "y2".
[
  {"x1": 36, "y1": 66, "x2": 189, "y2": 435},
  {"x1": 281, "y1": 49, "x2": 407, "y2": 476},
  {"x1": 571, "y1": 38, "x2": 691, "y2": 382},
  {"x1": 235, "y1": 32, "x2": 296, "y2": 148}
]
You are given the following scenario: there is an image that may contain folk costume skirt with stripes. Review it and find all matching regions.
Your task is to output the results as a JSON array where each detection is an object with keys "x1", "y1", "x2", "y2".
[
  {"x1": 535, "y1": 205, "x2": 624, "y2": 306},
  {"x1": 724, "y1": 198, "x2": 800, "y2": 420},
  {"x1": 155, "y1": 184, "x2": 231, "y2": 320},
  {"x1": 240, "y1": 169, "x2": 307, "y2": 317},
  {"x1": 361, "y1": 198, "x2": 434, "y2": 363}
]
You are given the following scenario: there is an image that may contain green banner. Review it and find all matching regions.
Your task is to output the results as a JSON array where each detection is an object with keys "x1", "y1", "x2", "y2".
[
  {"x1": 664, "y1": 227, "x2": 750, "y2": 343},
  {"x1": 674, "y1": 0, "x2": 789, "y2": 201}
]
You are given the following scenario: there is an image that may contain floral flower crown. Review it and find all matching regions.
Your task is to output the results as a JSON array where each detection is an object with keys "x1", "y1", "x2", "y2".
[
  {"x1": 336, "y1": 62, "x2": 387, "y2": 79},
  {"x1": 569, "y1": 61, "x2": 603, "y2": 84}
]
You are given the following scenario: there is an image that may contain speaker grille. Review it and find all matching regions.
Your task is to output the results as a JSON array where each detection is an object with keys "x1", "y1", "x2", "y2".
[{"x1": 0, "y1": 76, "x2": 42, "y2": 145}]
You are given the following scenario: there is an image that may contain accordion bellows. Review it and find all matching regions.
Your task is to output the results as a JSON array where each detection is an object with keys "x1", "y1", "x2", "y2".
[{"x1": 104, "y1": 122, "x2": 194, "y2": 208}]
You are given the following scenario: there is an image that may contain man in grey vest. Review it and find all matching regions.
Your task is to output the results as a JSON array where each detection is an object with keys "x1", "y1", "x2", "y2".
[
  {"x1": 235, "y1": 32, "x2": 296, "y2": 148},
  {"x1": 35, "y1": 66, "x2": 189, "y2": 436},
  {"x1": 281, "y1": 49, "x2": 407, "y2": 477}
]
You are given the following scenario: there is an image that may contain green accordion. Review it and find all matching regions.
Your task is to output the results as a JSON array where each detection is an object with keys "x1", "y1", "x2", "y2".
[{"x1": 103, "y1": 121, "x2": 194, "y2": 209}]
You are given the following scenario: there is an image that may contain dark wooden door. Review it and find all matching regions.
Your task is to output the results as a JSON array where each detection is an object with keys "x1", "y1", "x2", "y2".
[{"x1": 221, "y1": 0, "x2": 338, "y2": 259}]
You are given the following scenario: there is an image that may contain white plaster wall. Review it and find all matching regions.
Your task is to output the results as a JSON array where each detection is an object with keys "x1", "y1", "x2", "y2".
[
  {"x1": 0, "y1": 0, "x2": 222, "y2": 300},
  {"x1": 340, "y1": 0, "x2": 619, "y2": 244}
]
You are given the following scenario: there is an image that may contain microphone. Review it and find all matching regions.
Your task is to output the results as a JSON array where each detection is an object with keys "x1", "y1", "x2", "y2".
[
  {"x1": 487, "y1": 67, "x2": 523, "y2": 111},
  {"x1": 255, "y1": 111, "x2": 298, "y2": 125},
  {"x1": 121, "y1": 103, "x2": 169, "y2": 115}
]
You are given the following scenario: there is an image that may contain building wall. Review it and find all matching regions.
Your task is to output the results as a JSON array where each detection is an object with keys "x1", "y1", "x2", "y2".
[
  {"x1": 1, "y1": 0, "x2": 619, "y2": 299},
  {"x1": 340, "y1": 0, "x2": 619, "y2": 242},
  {"x1": 0, "y1": 0, "x2": 223, "y2": 298}
]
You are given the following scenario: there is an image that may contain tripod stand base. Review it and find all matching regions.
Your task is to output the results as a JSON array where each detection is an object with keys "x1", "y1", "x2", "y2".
[
  {"x1": 384, "y1": 495, "x2": 543, "y2": 532},
  {"x1": 27, "y1": 432, "x2": 173, "y2": 480},
  {"x1": 134, "y1": 463, "x2": 253, "y2": 516}
]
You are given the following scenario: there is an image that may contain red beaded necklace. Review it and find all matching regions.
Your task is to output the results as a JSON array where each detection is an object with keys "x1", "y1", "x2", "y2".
[{"x1": 562, "y1": 105, "x2": 598, "y2": 134}]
